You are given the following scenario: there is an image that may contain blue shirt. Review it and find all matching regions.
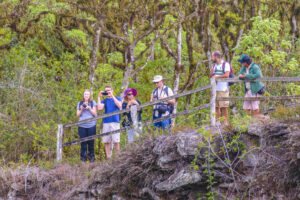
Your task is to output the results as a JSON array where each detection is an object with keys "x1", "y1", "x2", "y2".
[
  {"x1": 102, "y1": 97, "x2": 122, "y2": 123},
  {"x1": 77, "y1": 100, "x2": 97, "y2": 128}
]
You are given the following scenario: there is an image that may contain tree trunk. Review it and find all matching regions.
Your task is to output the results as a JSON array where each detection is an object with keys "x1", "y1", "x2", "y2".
[
  {"x1": 205, "y1": 12, "x2": 212, "y2": 69},
  {"x1": 291, "y1": 0, "x2": 299, "y2": 46},
  {"x1": 184, "y1": 24, "x2": 195, "y2": 109},
  {"x1": 171, "y1": 23, "x2": 182, "y2": 127},
  {"x1": 233, "y1": 6, "x2": 247, "y2": 56},
  {"x1": 89, "y1": 24, "x2": 101, "y2": 90},
  {"x1": 120, "y1": 43, "x2": 135, "y2": 96}
]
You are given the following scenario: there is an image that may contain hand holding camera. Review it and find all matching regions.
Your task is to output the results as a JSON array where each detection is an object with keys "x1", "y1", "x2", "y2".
[
  {"x1": 98, "y1": 91, "x2": 104, "y2": 98},
  {"x1": 82, "y1": 103, "x2": 90, "y2": 110}
]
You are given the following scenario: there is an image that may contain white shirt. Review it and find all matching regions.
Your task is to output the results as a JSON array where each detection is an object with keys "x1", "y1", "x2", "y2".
[
  {"x1": 212, "y1": 60, "x2": 230, "y2": 92},
  {"x1": 151, "y1": 85, "x2": 174, "y2": 117}
]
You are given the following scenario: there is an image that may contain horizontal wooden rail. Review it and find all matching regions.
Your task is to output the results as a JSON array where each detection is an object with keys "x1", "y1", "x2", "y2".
[
  {"x1": 63, "y1": 103, "x2": 210, "y2": 146},
  {"x1": 217, "y1": 95, "x2": 300, "y2": 101},
  {"x1": 57, "y1": 76, "x2": 300, "y2": 161},
  {"x1": 217, "y1": 77, "x2": 300, "y2": 83},
  {"x1": 64, "y1": 84, "x2": 211, "y2": 128}
]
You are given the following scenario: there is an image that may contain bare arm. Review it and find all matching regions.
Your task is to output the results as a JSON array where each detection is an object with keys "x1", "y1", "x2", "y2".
[
  {"x1": 112, "y1": 95, "x2": 122, "y2": 109},
  {"x1": 212, "y1": 71, "x2": 229, "y2": 79},
  {"x1": 97, "y1": 92, "x2": 105, "y2": 111},
  {"x1": 77, "y1": 105, "x2": 83, "y2": 118},
  {"x1": 167, "y1": 99, "x2": 175, "y2": 104},
  {"x1": 88, "y1": 105, "x2": 97, "y2": 117}
]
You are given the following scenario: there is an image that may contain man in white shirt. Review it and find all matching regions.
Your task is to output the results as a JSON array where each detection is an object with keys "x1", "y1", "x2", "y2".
[
  {"x1": 150, "y1": 75, "x2": 175, "y2": 131},
  {"x1": 209, "y1": 51, "x2": 230, "y2": 125}
]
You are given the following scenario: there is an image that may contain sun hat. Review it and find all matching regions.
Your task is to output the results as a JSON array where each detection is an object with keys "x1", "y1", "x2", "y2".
[
  {"x1": 238, "y1": 54, "x2": 251, "y2": 63},
  {"x1": 152, "y1": 75, "x2": 167, "y2": 83},
  {"x1": 124, "y1": 88, "x2": 137, "y2": 97}
]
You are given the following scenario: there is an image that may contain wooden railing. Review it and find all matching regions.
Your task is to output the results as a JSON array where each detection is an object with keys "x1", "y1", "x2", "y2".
[{"x1": 56, "y1": 77, "x2": 300, "y2": 161}]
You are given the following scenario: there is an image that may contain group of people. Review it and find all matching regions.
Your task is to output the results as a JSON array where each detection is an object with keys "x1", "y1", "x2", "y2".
[
  {"x1": 76, "y1": 52, "x2": 265, "y2": 162},
  {"x1": 210, "y1": 52, "x2": 265, "y2": 125},
  {"x1": 76, "y1": 75, "x2": 175, "y2": 162}
]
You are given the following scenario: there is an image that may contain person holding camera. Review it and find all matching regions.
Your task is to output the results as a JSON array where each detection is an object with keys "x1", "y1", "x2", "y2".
[
  {"x1": 122, "y1": 88, "x2": 142, "y2": 143},
  {"x1": 97, "y1": 85, "x2": 122, "y2": 159},
  {"x1": 76, "y1": 89, "x2": 97, "y2": 162},
  {"x1": 151, "y1": 75, "x2": 175, "y2": 131}
]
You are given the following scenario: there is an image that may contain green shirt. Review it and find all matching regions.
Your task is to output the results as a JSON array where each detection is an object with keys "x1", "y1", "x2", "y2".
[{"x1": 237, "y1": 63, "x2": 264, "y2": 95}]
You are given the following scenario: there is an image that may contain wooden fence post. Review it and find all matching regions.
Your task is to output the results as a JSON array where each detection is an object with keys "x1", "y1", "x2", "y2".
[
  {"x1": 210, "y1": 78, "x2": 216, "y2": 126},
  {"x1": 56, "y1": 124, "x2": 63, "y2": 162},
  {"x1": 130, "y1": 105, "x2": 138, "y2": 134}
]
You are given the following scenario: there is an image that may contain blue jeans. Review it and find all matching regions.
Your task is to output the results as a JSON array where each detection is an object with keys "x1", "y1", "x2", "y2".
[
  {"x1": 153, "y1": 110, "x2": 171, "y2": 131},
  {"x1": 126, "y1": 123, "x2": 142, "y2": 143},
  {"x1": 127, "y1": 129, "x2": 135, "y2": 143},
  {"x1": 78, "y1": 126, "x2": 96, "y2": 162},
  {"x1": 154, "y1": 119, "x2": 171, "y2": 131}
]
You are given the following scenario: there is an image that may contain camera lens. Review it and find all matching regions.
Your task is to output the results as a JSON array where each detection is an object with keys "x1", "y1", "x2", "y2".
[{"x1": 83, "y1": 104, "x2": 87, "y2": 108}]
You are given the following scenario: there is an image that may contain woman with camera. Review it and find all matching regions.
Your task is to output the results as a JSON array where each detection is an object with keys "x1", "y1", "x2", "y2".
[
  {"x1": 77, "y1": 89, "x2": 97, "y2": 162},
  {"x1": 122, "y1": 88, "x2": 142, "y2": 143}
]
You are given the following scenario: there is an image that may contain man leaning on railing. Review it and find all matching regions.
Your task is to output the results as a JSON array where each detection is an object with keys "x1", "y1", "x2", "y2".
[{"x1": 237, "y1": 54, "x2": 265, "y2": 118}]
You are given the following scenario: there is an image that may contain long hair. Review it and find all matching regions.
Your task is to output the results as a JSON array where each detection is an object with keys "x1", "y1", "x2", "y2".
[{"x1": 82, "y1": 89, "x2": 92, "y2": 102}]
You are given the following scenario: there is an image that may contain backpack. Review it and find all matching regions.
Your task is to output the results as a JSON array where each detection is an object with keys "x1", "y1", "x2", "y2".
[
  {"x1": 79, "y1": 101, "x2": 94, "y2": 108},
  {"x1": 153, "y1": 86, "x2": 174, "y2": 114},
  {"x1": 214, "y1": 61, "x2": 235, "y2": 86}
]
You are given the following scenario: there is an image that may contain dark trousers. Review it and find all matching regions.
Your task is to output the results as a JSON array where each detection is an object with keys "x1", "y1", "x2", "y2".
[{"x1": 78, "y1": 126, "x2": 96, "y2": 162}]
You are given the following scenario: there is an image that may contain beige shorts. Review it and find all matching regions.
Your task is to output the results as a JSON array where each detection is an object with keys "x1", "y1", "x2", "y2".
[
  {"x1": 216, "y1": 91, "x2": 229, "y2": 108},
  {"x1": 102, "y1": 122, "x2": 120, "y2": 143}
]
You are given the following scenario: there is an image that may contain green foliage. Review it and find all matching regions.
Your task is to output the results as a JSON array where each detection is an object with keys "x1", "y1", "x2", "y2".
[
  {"x1": 230, "y1": 115, "x2": 251, "y2": 133},
  {"x1": 233, "y1": 16, "x2": 299, "y2": 76},
  {"x1": 271, "y1": 105, "x2": 300, "y2": 122},
  {"x1": 64, "y1": 29, "x2": 88, "y2": 47}
]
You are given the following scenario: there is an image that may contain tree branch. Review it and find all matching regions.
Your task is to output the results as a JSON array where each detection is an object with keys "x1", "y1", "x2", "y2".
[{"x1": 159, "y1": 32, "x2": 176, "y2": 58}]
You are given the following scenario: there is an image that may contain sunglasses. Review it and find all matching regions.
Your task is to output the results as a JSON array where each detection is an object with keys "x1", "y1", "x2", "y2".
[
  {"x1": 154, "y1": 82, "x2": 159, "y2": 84},
  {"x1": 127, "y1": 93, "x2": 133, "y2": 96}
]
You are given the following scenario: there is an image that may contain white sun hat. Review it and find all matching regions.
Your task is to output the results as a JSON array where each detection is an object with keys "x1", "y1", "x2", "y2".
[{"x1": 152, "y1": 75, "x2": 166, "y2": 82}]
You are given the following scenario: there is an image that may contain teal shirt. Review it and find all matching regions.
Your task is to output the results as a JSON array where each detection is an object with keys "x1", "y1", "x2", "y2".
[{"x1": 237, "y1": 63, "x2": 264, "y2": 95}]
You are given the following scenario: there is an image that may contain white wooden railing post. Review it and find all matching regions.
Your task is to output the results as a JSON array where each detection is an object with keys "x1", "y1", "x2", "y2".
[
  {"x1": 210, "y1": 78, "x2": 216, "y2": 126},
  {"x1": 130, "y1": 105, "x2": 138, "y2": 134},
  {"x1": 56, "y1": 124, "x2": 63, "y2": 161}
]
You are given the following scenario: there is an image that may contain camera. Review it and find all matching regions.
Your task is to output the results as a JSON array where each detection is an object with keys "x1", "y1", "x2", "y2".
[
  {"x1": 102, "y1": 92, "x2": 108, "y2": 96},
  {"x1": 82, "y1": 104, "x2": 87, "y2": 108}
]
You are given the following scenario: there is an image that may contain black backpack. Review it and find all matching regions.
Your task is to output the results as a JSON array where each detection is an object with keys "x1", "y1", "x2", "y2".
[{"x1": 153, "y1": 86, "x2": 174, "y2": 114}]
